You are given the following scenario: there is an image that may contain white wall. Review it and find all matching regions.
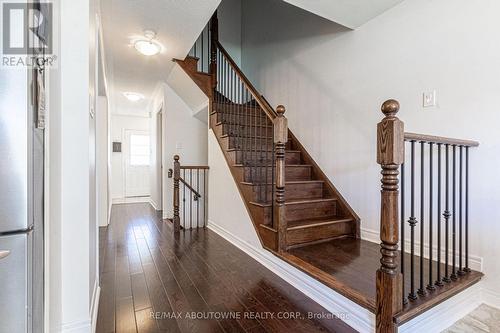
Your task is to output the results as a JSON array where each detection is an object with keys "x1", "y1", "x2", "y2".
[
  {"x1": 208, "y1": 131, "x2": 261, "y2": 247},
  {"x1": 47, "y1": 0, "x2": 96, "y2": 331},
  {"x1": 110, "y1": 114, "x2": 150, "y2": 200},
  {"x1": 240, "y1": 0, "x2": 500, "y2": 300},
  {"x1": 97, "y1": 96, "x2": 109, "y2": 227},
  {"x1": 149, "y1": 83, "x2": 208, "y2": 219}
]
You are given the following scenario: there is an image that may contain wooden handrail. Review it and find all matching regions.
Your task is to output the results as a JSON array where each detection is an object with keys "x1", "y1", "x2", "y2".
[
  {"x1": 215, "y1": 41, "x2": 277, "y2": 121},
  {"x1": 180, "y1": 165, "x2": 210, "y2": 170},
  {"x1": 179, "y1": 177, "x2": 202, "y2": 198},
  {"x1": 404, "y1": 132, "x2": 479, "y2": 147}
]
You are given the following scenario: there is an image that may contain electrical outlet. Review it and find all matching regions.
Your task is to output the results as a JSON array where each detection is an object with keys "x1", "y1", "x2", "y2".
[{"x1": 423, "y1": 90, "x2": 437, "y2": 108}]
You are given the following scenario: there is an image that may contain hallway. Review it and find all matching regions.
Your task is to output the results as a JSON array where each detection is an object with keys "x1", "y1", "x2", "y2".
[{"x1": 96, "y1": 203, "x2": 355, "y2": 333}]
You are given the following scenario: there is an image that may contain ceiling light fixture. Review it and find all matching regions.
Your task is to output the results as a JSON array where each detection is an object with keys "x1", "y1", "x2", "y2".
[
  {"x1": 134, "y1": 30, "x2": 161, "y2": 56},
  {"x1": 123, "y1": 92, "x2": 144, "y2": 102}
]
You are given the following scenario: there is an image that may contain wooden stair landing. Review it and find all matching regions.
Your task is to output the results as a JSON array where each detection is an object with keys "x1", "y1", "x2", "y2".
[{"x1": 283, "y1": 238, "x2": 483, "y2": 323}]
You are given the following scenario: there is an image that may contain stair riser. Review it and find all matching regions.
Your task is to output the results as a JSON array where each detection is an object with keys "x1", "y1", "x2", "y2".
[
  {"x1": 243, "y1": 182, "x2": 324, "y2": 202},
  {"x1": 287, "y1": 222, "x2": 354, "y2": 247},
  {"x1": 243, "y1": 166, "x2": 311, "y2": 183},
  {"x1": 286, "y1": 200, "x2": 338, "y2": 222},
  {"x1": 228, "y1": 150, "x2": 301, "y2": 165}
]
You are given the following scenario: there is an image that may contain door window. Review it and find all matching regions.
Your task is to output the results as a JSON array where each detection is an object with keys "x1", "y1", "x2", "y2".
[{"x1": 129, "y1": 134, "x2": 150, "y2": 166}]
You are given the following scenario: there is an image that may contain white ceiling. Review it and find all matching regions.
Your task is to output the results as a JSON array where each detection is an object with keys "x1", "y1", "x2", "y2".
[
  {"x1": 282, "y1": 0, "x2": 405, "y2": 29},
  {"x1": 100, "y1": 0, "x2": 220, "y2": 116}
]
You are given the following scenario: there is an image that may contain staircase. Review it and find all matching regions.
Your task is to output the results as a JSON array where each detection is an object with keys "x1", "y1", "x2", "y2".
[
  {"x1": 173, "y1": 12, "x2": 484, "y2": 332},
  {"x1": 212, "y1": 99, "x2": 360, "y2": 250}
]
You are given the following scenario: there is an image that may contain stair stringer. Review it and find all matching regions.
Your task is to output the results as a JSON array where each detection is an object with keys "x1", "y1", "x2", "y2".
[{"x1": 207, "y1": 127, "x2": 278, "y2": 251}]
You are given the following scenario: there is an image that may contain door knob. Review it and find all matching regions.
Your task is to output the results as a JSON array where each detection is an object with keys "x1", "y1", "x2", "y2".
[{"x1": 0, "y1": 250, "x2": 10, "y2": 260}]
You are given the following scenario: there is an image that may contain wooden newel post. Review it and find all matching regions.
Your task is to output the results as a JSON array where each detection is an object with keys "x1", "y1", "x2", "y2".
[
  {"x1": 274, "y1": 105, "x2": 288, "y2": 252},
  {"x1": 209, "y1": 11, "x2": 218, "y2": 91},
  {"x1": 173, "y1": 155, "x2": 181, "y2": 233},
  {"x1": 376, "y1": 100, "x2": 404, "y2": 332}
]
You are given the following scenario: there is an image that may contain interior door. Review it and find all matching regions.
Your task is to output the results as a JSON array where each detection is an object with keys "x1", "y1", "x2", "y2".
[{"x1": 124, "y1": 130, "x2": 150, "y2": 197}]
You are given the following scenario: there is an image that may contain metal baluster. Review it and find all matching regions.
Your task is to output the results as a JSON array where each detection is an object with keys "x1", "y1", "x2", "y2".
[
  {"x1": 464, "y1": 147, "x2": 470, "y2": 272},
  {"x1": 201, "y1": 27, "x2": 204, "y2": 72},
  {"x1": 197, "y1": 169, "x2": 200, "y2": 228},
  {"x1": 203, "y1": 169, "x2": 207, "y2": 228},
  {"x1": 183, "y1": 169, "x2": 186, "y2": 232},
  {"x1": 451, "y1": 145, "x2": 457, "y2": 280},
  {"x1": 458, "y1": 146, "x2": 464, "y2": 275},
  {"x1": 190, "y1": 169, "x2": 193, "y2": 230},
  {"x1": 244, "y1": 89, "x2": 248, "y2": 168},
  {"x1": 261, "y1": 109, "x2": 266, "y2": 202},
  {"x1": 408, "y1": 140, "x2": 418, "y2": 301},
  {"x1": 266, "y1": 116, "x2": 271, "y2": 203},
  {"x1": 418, "y1": 142, "x2": 426, "y2": 296},
  {"x1": 194, "y1": 37, "x2": 197, "y2": 59},
  {"x1": 401, "y1": 161, "x2": 407, "y2": 304},
  {"x1": 428, "y1": 143, "x2": 436, "y2": 291},
  {"x1": 444, "y1": 144, "x2": 451, "y2": 283},
  {"x1": 436, "y1": 144, "x2": 443, "y2": 286}
]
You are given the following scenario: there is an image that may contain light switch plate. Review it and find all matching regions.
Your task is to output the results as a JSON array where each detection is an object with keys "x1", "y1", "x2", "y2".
[
  {"x1": 176, "y1": 142, "x2": 183, "y2": 149},
  {"x1": 423, "y1": 90, "x2": 437, "y2": 108}
]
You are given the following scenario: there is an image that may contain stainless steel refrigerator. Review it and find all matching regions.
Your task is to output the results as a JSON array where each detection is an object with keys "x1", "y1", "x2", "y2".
[{"x1": 0, "y1": 56, "x2": 45, "y2": 333}]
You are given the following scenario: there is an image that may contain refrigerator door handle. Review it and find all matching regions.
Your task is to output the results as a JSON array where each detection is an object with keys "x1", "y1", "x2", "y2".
[{"x1": 0, "y1": 250, "x2": 10, "y2": 260}]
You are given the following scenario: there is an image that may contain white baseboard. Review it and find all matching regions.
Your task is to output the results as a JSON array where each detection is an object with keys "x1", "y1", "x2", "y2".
[
  {"x1": 361, "y1": 228, "x2": 483, "y2": 272},
  {"x1": 482, "y1": 287, "x2": 500, "y2": 309},
  {"x1": 112, "y1": 196, "x2": 151, "y2": 204},
  {"x1": 60, "y1": 319, "x2": 91, "y2": 333},
  {"x1": 90, "y1": 282, "x2": 101, "y2": 333},
  {"x1": 149, "y1": 198, "x2": 159, "y2": 211},
  {"x1": 207, "y1": 220, "x2": 375, "y2": 333}
]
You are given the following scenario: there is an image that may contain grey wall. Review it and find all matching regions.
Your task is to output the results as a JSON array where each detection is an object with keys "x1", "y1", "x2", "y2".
[{"x1": 218, "y1": 0, "x2": 242, "y2": 66}]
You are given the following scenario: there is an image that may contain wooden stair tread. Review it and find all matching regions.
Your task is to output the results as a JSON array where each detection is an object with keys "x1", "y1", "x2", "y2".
[{"x1": 287, "y1": 216, "x2": 353, "y2": 230}]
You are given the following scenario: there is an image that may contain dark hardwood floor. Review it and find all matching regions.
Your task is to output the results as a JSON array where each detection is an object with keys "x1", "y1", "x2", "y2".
[{"x1": 96, "y1": 203, "x2": 356, "y2": 333}]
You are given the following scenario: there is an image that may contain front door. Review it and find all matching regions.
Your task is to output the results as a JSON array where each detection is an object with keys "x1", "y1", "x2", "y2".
[{"x1": 124, "y1": 130, "x2": 150, "y2": 197}]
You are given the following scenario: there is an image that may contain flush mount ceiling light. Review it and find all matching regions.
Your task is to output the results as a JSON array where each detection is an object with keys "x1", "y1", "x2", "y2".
[
  {"x1": 134, "y1": 30, "x2": 162, "y2": 56},
  {"x1": 123, "y1": 92, "x2": 144, "y2": 102}
]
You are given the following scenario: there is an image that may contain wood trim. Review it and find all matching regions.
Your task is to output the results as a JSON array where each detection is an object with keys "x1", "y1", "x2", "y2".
[
  {"x1": 216, "y1": 41, "x2": 277, "y2": 121},
  {"x1": 404, "y1": 132, "x2": 479, "y2": 147}
]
